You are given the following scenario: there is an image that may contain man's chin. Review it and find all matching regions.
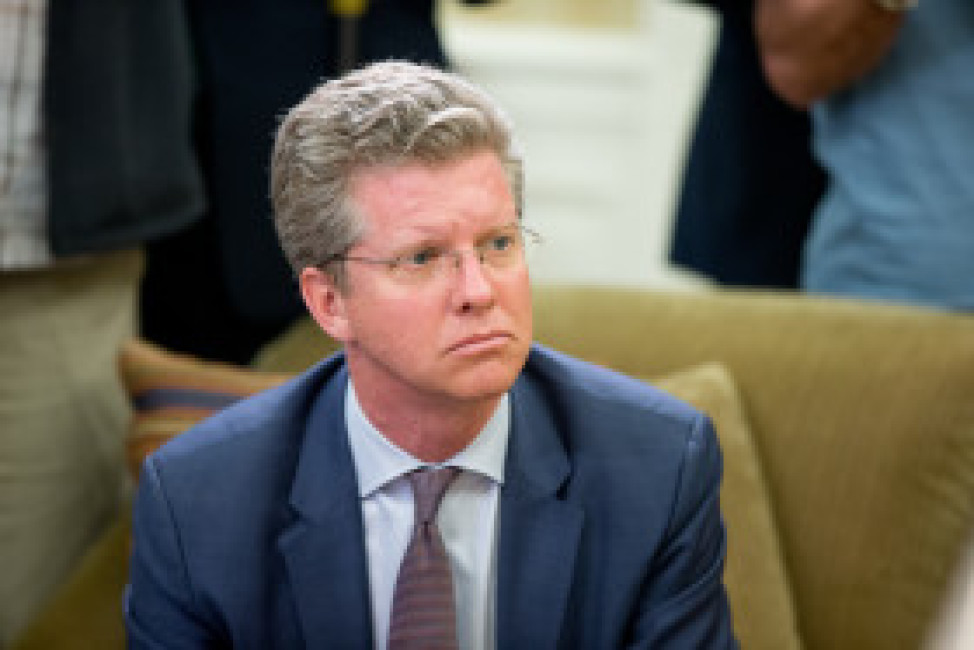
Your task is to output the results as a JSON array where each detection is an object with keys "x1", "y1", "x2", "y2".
[{"x1": 445, "y1": 358, "x2": 525, "y2": 402}]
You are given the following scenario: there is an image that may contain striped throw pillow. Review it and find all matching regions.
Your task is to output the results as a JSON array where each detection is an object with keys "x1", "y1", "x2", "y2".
[{"x1": 118, "y1": 339, "x2": 291, "y2": 482}]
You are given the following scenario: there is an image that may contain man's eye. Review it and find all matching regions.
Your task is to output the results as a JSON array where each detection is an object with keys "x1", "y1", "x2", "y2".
[
  {"x1": 488, "y1": 234, "x2": 516, "y2": 251},
  {"x1": 404, "y1": 248, "x2": 440, "y2": 266}
]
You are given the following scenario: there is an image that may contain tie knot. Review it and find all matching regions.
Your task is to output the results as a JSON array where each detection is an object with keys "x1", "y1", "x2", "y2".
[{"x1": 408, "y1": 467, "x2": 460, "y2": 525}]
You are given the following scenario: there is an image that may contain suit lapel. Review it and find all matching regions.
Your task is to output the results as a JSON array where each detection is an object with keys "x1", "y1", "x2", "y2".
[
  {"x1": 277, "y1": 369, "x2": 374, "y2": 648},
  {"x1": 496, "y1": 375, "x2": 584, "y2": 648}
]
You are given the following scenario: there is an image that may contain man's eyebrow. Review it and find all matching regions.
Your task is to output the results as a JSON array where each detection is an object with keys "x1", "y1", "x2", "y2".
[
  {"x1": 392, "y1": 231, "x2": 449, "y2": 247},
  {"x1": 477, "y1": 222, "x2": 520, "y2": 235},
  {"x1": 392, "y1": 221, "x2": 519, "y2": 244}
]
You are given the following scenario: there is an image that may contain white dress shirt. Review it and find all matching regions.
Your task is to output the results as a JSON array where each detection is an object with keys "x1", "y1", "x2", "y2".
[{"x1": 345, "y1": 382, "x2": 509, "y2": 650}]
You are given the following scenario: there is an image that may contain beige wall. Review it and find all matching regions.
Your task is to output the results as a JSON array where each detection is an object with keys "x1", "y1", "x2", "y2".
[{"x1": 440, "y1": 0, "x2": 717, "y2": 289}]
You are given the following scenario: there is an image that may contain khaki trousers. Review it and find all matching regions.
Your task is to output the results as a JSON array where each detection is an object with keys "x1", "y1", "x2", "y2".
[{"x1": 0, "y1": 249, "x2": 141, "y2": 645}]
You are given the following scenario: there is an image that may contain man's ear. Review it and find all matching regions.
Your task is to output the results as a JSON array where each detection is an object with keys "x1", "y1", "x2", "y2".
[{"x1": 299, "y1": 266, "x2": 352, "y2": 343}]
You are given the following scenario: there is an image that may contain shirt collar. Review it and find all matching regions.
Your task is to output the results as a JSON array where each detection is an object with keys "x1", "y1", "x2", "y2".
[{"x1": 345, "y1": 380, "x2": 510, "y2": 499}]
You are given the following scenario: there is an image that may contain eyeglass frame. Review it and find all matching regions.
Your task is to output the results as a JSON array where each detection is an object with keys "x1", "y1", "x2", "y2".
[{"x1": 317, "y1": 222, "x2": 542, "y2": 285}]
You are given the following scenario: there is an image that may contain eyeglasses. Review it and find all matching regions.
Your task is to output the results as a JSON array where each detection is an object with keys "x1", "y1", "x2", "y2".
[{"x1": 322, "y1": 224, "x2": 542, "y2": 285}]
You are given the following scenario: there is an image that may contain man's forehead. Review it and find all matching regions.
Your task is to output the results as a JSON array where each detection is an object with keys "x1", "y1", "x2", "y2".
[
  {"x1": 348, "y1": 153, "x2": 514, "y2": 226},
  {"x1": 348, "y1": 150, "x2": 506, "y2": 184}
]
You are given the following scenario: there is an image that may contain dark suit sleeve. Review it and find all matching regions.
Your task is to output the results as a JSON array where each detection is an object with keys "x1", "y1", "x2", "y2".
[
  {"x1": 669, "y1": 0, "x2": 824, "y2": 288},
  {"x1": 125, "y1": 457, "x2": 219, "y2": 648},
  {"x1": 628, "y1": 415, "x2": 738, "y2": 648}
]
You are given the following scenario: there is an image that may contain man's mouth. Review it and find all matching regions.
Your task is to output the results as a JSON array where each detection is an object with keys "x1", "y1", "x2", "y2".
[{"x1": 447, "y1": 332, "x2": 513, "y2": 355}]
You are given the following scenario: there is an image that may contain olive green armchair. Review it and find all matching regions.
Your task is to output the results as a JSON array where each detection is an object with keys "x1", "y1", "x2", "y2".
[{"x1": 13, "y1": 286, "x2": 974, "y2": 650}]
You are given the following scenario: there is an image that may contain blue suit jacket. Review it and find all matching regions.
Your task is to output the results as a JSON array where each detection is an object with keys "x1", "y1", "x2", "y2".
[{"x1": 126, "y1": 345, "x2": 737, "y2": 648}]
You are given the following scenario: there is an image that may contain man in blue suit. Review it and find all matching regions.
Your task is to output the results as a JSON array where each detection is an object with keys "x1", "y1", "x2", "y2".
[{"x1": 125, "y1": 61, "x2": 738, "y2": 649}]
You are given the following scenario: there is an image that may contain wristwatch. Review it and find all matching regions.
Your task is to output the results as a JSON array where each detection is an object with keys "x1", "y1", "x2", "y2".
[{"x1": 874, "y1": 0, "x2": 918, "y2": 11}]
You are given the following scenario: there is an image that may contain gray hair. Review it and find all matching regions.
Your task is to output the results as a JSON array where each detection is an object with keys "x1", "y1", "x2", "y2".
[{"x1": 270, "y1": 60, "x2": 524, "y2": 285}]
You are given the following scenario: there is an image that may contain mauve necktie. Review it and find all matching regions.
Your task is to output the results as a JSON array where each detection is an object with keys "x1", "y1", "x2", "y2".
[{"x1": 388, "y1": 467, "x2": 461, "y2": 650}]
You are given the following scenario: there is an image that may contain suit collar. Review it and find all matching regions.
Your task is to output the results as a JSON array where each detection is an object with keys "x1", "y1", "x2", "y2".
[
  {"x1": 496, "y1": 369, "x2": 584, "y2": 648},
  {"x1": 278, "y1": 363, "x2": 375, "y2": 648}
]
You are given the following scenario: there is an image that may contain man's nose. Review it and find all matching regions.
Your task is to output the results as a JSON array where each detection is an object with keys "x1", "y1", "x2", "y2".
[
  {"x1": 446, "y1": 247, "x2": 488, "y2": 270},
  {"x1": 450, "y1": 249, "x2": 495, "y2": 310}
]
